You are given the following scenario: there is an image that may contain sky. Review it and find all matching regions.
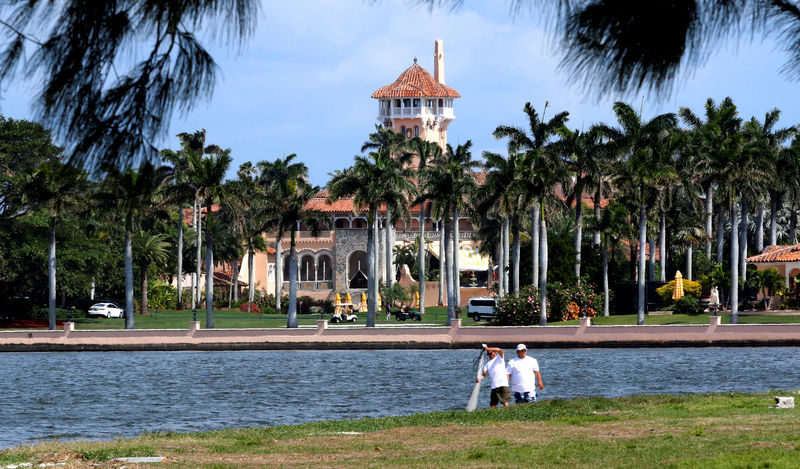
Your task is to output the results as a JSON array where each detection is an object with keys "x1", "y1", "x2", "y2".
[{"x1": 2, "y1": 0, "x2": 800, "y2": 187}]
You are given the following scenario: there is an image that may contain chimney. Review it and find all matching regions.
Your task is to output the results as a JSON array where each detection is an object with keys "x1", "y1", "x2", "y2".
[{"x1": 434, "y1": 39, "x2": 445, "y2": 84}]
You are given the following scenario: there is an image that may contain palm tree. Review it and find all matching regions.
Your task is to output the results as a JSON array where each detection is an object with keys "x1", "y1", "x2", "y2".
[
  {"x1": 160, "y1": 146, "x2": 191, "y2": 309},
  {"x1": 493, "y1": 102, "x2": 569, "y2": 294},
  {"x1": 185, "y1": 147, "x2": 233, "y2": 328},
  {"x1": 103, "y1": 161, "x2": 172, "y2": 329},
  {"x1": 24, "y1": 159, "x2": 88, "y2": 330},
  {"x1": 587, "y1": 201, "x2": 632, "y2": 316},
  {"x1": 257, "y1": 155, "x2": 309, "y2": 314},
  {"x1": 131, "y1": 230, "x2": 170, "y2": 316},
  {"x1": 408, "y1": 137, "x2": 442, "y2": 317},
  {"x1": 328, "y1": 130, "x2": 414, "y2": 326},
  {"x1": 680, "y1": 97, "x2": 741, "y2": 260},
  {"x1": 602, "y1": 102, "x2": 678, "y2": 325}
]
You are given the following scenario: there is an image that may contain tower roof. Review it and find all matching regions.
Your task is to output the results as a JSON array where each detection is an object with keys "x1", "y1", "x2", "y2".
[{"x1": 371, "y1": 63, "x2": 460, "y2": 99}]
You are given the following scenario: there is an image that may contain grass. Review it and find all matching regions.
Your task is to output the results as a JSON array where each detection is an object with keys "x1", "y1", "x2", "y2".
[{"x1": 2, "y1": 392, "x2": 799, "y2": 468}]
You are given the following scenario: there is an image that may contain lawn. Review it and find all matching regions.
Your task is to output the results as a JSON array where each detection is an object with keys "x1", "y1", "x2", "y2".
[{"x1": 2, "y1": 391, "x2": 798, "y2": 468}]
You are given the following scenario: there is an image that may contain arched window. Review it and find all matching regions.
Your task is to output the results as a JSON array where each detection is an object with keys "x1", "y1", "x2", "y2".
[
  {"x1": 348, "y1": 251, "x2": 368, "y2": 289},
  {"x1": 400, "y1": 125, "x2": 406, "y2": 136},
  {"x1": 317, "y1": 255, "x2": 333, "y2": 281},
  {"x1": 414, "y1": 126, "x2": 419, "y2": 137},
  {"x1": 299, "y1": 254, "x2": 315, "y2": 282},
  {"x1": 334, "y1": 218, "x2": 348, "y2": 229}
]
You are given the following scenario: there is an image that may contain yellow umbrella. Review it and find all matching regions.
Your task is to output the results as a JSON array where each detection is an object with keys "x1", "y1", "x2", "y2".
[
  {"x1": 360, "y1": 292, "x2": 367, "y2": 312},
  {"x1": 345, "y1": 292, "x2": 352, "y2": 304},
  {"x1": 414, "y1": 291, "x2": 420, "y2": 308},
  {"x1": 672, "y1": 270, "x2": 685, "y2": 301},
  {"x1": 334, "y1": 292, "x2": 341, "y2": 313},
  {"x1": 377, "y1": 294, "x2": 382, "y2": 310}
]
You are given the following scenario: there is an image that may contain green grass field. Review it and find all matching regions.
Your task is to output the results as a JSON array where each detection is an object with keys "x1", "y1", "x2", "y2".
[
  {"x1": 2, "y1": 392, "x2": 798, "y2": 468},
  {"x1": 61, "y1": 308, "x2": 800, "y2": 330}
]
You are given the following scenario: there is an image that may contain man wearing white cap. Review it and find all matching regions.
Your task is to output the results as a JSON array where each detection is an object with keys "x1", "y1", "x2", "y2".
[{"x1": 506, "y1": 343, "x2": 543, "y2": 403}]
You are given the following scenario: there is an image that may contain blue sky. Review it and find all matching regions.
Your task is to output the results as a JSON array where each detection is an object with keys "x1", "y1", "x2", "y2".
[{"x1": 2, "y1": 1, "x2": 799, "y2": 186}]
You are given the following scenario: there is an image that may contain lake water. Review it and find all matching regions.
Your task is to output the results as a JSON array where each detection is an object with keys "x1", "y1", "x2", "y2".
[{"x1": 2, "y1": 347, "x2": 799, "y2": 449}]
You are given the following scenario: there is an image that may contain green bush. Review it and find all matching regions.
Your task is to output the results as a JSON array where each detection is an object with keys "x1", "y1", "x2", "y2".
[
  {"x1": 34, "y1": 307, "x2": 86, "y2": 320},
  {"x1": 148, "y1": 280, "x2": 178, "y2": 310},
  {"x1": 673, "y1": 296, "x2": 703, "y2": 315},
  {"x1": 656, "y1": 279, "x2": 702, "y2": 303},
  {"x1": 548, "y1": 280, "x2": 601, "y2": 321},
  {"x1": 495, "y1": 285, "x2": 547, "y2": 326}
]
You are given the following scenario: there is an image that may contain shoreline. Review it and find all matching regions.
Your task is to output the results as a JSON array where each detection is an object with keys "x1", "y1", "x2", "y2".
[{"x1": 3, "y1": 316, "x2": 800, "y2": 351}]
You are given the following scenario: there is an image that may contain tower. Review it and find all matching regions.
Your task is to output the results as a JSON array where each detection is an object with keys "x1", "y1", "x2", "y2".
[{"x1": 371, "y1": 39, "x2": 460, "y2": 150}]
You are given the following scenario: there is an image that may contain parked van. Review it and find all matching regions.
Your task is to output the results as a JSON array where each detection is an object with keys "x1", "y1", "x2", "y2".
[{"x1": 467, "y1": 297, "x2": 497, "y2": 321}]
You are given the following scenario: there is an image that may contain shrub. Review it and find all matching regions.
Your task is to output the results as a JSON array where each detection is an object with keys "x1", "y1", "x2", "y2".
[
  {"x1": 148, "y1": 280, "x2": 178, "y2": 310},
  {"x1": 656, "y1": 279, "x2": 702, "y2": 303},
  {"x1": 495, "y1": 285, "x2": 547, "y2": 326},
  {"x1": 34, "y1": 307, "x2": 86, "y2": 320},
  {"x1": 239, "y1": 302, "x2": 260, "y2": 313},
  {"x1": 673, "y1": 296, "x2": 703, "y2": 315},
  {"x1": 548, "y1": 280, "x2": 601, "y2": 321}
]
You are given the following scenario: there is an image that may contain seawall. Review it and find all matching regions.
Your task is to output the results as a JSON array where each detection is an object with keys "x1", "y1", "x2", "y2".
[{"x1": 3, "y1": 317, "x2": 800, "y2": 351}]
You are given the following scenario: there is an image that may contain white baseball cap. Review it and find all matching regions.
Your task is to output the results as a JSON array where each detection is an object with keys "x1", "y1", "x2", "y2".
[{"x1": 516, "y1": 344, "x2": 527, "y2": 351}]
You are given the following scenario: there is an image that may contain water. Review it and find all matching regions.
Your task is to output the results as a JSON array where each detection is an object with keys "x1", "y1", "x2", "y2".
[{"x1": 1, "y1": 347, "x2": 799, "y2": 449}]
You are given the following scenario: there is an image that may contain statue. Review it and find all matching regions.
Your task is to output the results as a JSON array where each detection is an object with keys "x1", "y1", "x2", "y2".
[{"x1": 708, "y1": 286, "x2": 720, "y2": 314}]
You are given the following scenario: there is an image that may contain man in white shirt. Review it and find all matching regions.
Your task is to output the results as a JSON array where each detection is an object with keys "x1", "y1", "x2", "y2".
[
  {"x1": 477, "y1": 343, "x2": 510, "y2": 408},
  {"x1": 506, "y1": 343, "x2": 544, "y2": 403}
]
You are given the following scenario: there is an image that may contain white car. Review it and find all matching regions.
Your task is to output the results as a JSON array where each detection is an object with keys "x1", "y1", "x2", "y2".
[{"x1": 88, "y1": 302, "x2": 125, "y2": 318}]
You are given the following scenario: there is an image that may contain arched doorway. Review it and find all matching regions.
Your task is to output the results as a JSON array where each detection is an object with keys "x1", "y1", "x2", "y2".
[{"x1": 348, "y1": 250, "x2": 368, "y2": 289}]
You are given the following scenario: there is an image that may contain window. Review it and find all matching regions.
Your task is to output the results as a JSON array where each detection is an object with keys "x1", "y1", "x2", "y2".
[
  {"x1": 414, "y1": 126, "x2": 419, "y2": 137},
  {"x1": 438, "y1": 99, "x2": 443, "y2": 108},
  {"x1": 406, "y1": 129, "x2": 412, "y2": 138},
  {"x1": 394, "y1": 99, "x2": 401, "y2": 107},
  {"x1": 426, "y1": 99, "x2": 434, "y2": 108},
  {"x1": 403, "y1": 98, "x2": 411, "y2": 107},
  {"x1": 400, "y1": 125, "x2": 406, "y2": 136},
  {"x1": 412, "y1": 98, "x2": 420, "y2": 107}
]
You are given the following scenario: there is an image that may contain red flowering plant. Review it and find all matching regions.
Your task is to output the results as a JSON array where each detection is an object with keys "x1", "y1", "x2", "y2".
[
  {"x1": 548, "y1": 279, "x2": 601, "y2": 321},
  {"x1": 494, "y1": 285, "x2": 550, "y2": 326}
]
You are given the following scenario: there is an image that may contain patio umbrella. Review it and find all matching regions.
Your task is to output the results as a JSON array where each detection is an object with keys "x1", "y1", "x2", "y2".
[
  {"x1": 360, "y1": 292, "x2": 367, "y2": 312},
  {"x1": 334, "y1": 292, "x2": 341, "y2": 313},
  {"x1": 377, "y1": 294, "x2": 382, "y2": 311},
  {"x1": 414, "y1": 291, "x2": 420, "y2": 308},
  {"x1": 672, "y1": 271, "x2": 685, "y2": 301},
  {"x1": 345, "y1": 292, "x2": 352, "y2": 305}
]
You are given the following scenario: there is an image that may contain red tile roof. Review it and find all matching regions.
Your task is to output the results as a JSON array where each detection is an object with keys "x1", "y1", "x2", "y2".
[
  {"x1": 372, "y1": 63, "x2": 460, "y2": 99},
  {"x1": 746, "y1": 245, "x2": 800, "y2": 263}
]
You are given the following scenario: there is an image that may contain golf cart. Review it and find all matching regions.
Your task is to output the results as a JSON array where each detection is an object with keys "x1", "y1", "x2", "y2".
[
  {"x1": 331, "y1": 310, "x2": 358, "y2": 323},
  {"x1": 395, "y1": 306, "x2": 421, "y2": 321}
]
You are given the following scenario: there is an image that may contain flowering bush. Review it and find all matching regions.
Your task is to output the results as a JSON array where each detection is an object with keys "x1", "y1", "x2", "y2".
[
  {"x1": 494, "y1": 285, "x2": 548, "y2": 325},
  {"x1": 548, "y1": 281, "x2": 601, "y2": 321}
]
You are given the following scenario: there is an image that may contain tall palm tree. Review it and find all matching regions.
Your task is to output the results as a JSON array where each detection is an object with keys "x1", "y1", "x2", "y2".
[
  {"x1": 103, "y1": 161, "x2": 172, "y2": 329},
  {"x1": 24, "y1": 159, "x2": 88, "y2": 330},
  {"x1": 602, "y1": 102, "x2": 678, "y2": 325},
  {"x1": 329, "y1": 130, "x2": 414, "y2": 326},
  {"x1": 493, "y1": 102, "x2": 569, "y2": 294},
  {"x1": 409, "y1": 138, "x2": 441, "y2": 316},
  {"x1": 131, "y1": 230, "x2": 170, "y2": 316},
  {"x1": 185, "y1": 147, "x2": 233, "y2": 328},
  {"x1": 160, "y1": 146, "x2": 191, "y2": 309},
  {"x1": 257, "y1": 154, "x2": 308, "y2": 314}
]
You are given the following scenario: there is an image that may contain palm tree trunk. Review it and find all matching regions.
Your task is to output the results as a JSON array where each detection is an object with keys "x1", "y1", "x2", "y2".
[
  {"x1": 716, "y1": 212, "x2": 725, "y2": 265},
  {"x1": 593, "y1": 182, "x2": 602, "y2": 246},
  {"x1": 48, "y1": 219, "x2": 56, "y2": 331},
  {"x1": 418, "y1": 202, "x2": 426, "y2": 316},
  {"x1": 125, "y1": 227, "x2": 135, "y2": 329},
  {"x1": 196, "y1": 199, "x2": 203, "y2": 306},
  {"x1": 531, "y1": 205, "x2": 540, "y2": 286},
  {"x1": 637, "y1": 205, "x2": 647, "y2": 325},
  {"x1": 512, "y1": 220, "x2": 521, "y2": 293},
  {"x1": 602, "y1": 244, "x2": 609, "y2": 316},
  {"x1": 659, "y1": 210, "x2": 666, "y2": 282},
  {"x1": 687, "y1": 246, "x2": 693, "y2": 281},
  {"x1": 438, "y1": 220, "x2": 445, "y2": 305},
  {"x1": 205, "y1": 206, "x2": 214, "y2": 329},
  {"x1": 648, "y1": 237, "x2": 656, "y2": 281},
  {"x1": 287, "y1": 229, "x2": 299, "y2": 328},
  {"x1": 367, "y1": 209, "x2": 375, "y2": 326},
  {"x1": 385, "y1": 208, "x2": 393, "y2": 285},
  {"x1": 791, "y1": 205, "x2": 797, "y2": 243},
  {"x1": 770, "y1": 194, "x2": 778, "y2": 246},
  {"x1": 233, "y1": 258, "x2": 239, "y2": 303},
  {"x1": 140, "y1": 264, "x2": 149, "y2": 316},
  {"x1": 503, "y1": 217, "x2": 510, "y2": 294},
  {"x1": 756, "y1": 200, "x2": 764, "y2": 253},
  {"x1": 574, "y1": 189, "x2": 583, "y2": 279},
  {"x1": 730, "y1": 196, "x2": 739, "y2": 324},
  {"x1": 275, "y1": 235, "x2": 282, "y2": 312},
  {"x1": 247, "y1": 251, "x2": 254, "y2": 305},
  {"x1": 740, "y1": 197, "x2": 748, "y2": 283},
  {"x1": 705, "y1": 184, "x2": 713, "y2": 259},
  {"x1": 445, "y1": 212, "x2": 455, "y2": 325},
  {"x1": 453, "y1": 206, "x2": 461, "y2": 311},
  {"x1": 539, "y1": 211, "x2": 548, "y2": 326},
  {"x1": 191, "y1": 201, "x2": 197, "y2": 311},
  {"x1": 497, "y1": 224, "x2": 505, "y2": 299},
  {"x1": 176, "y1": 202, "x2": 183, "y2": 310}
]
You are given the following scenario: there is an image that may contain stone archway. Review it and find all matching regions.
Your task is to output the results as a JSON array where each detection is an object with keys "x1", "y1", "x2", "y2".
[{"x1": 348, "y1": 250, "x2": 368, "y2": 289}]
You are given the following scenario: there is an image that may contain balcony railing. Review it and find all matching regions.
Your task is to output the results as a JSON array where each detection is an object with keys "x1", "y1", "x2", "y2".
[
  {"x1": 283, "y1": 280, "x2": 333, "y2": 291},
  {"x1": 377, "y1": 108, "x2": 455, "y2": 120}
]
